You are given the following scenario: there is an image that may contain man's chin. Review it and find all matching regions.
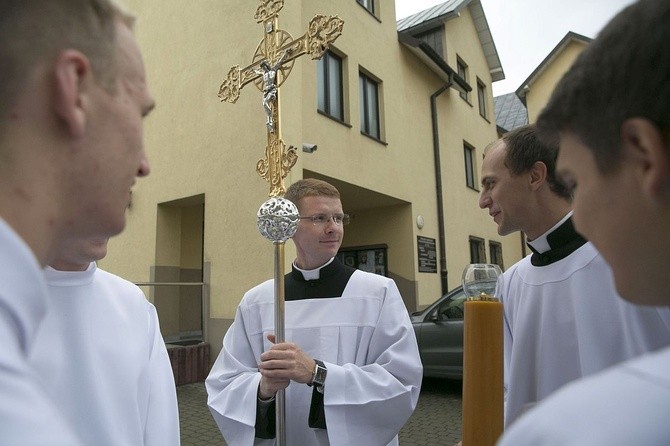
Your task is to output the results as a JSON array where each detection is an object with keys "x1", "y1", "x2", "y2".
[
  {"x1": 99, "y1": 217, "x2": 126, "y2": 240},
  {"x1": 497, "y1": 225, "x2": 512, "y2": 237}
]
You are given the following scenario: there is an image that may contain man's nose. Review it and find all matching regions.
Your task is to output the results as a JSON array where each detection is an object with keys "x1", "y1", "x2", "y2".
[
  {"x1": 323, "y1": 217, "x2": 339, "y2": 231},
  {"x1": 478, "y1": 192, "x2": 490, "y2": 209},
  {"x1": 138, "y1": 155, "x2": 150, "y2": 177}
]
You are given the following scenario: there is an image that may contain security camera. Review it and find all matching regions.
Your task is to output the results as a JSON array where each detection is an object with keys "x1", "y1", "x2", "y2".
[{"x1": 302, "y1": 143, "x2": 317, "y2": 153}]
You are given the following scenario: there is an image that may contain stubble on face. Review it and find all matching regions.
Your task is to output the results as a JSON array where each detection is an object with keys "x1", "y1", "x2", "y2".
[{"x1": 70, "y1": 21, "x2": 154, "y2": 241}]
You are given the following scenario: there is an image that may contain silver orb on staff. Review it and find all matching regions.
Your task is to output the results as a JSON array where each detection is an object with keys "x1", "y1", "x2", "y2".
[
  {"x1": 257, "y1": 197, "x2": 299, "y2": 441},
  {"x1": 217, "y1": 1, "x2": 343, "y2": 443}
]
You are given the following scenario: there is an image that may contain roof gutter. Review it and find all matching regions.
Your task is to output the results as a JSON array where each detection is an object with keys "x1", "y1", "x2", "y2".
[{"x1": 398, "y1": 32, "x2": 471, "y2": 94}]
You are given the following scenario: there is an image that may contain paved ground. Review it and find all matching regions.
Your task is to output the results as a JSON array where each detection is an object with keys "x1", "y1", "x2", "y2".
[{"x1": 178, "y1": 377, "x2": 462, "y2": 445}]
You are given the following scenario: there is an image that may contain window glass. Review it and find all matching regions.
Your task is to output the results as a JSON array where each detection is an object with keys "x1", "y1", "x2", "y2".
[
  {"x1": 359, "y1": 73, "x2": 380, "y2": 139},
  {"x1": 317, "y1": 51, "x2": 343, "y2": 121},
  {"x1": 464, "y1": 145, "x2": 475, "y2": 188},
  {"x1": 477, "y1": 80, "x2": 487, "y2": 118},
  {"x1": 457, "y1": 59, "x2": 468, "y2": 101},
  {"x1": 469, "y1": 237, "x2": 486, "y2": 263},
  {"x1": 437, "y1": 290, "x2": 466, "y2": 320},
  {"x1": 357, "y1": 0, "x2": 374, "y2": 14}
]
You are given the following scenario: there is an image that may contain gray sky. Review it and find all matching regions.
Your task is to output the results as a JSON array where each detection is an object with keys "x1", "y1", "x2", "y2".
[{"x1": 395, "y1": 0, "x2": 635, "y2": 96}]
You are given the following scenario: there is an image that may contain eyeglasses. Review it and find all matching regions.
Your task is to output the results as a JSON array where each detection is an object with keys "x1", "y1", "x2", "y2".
[{"x1": 299, "y1": 213, "x2": 350, "y2": 225}]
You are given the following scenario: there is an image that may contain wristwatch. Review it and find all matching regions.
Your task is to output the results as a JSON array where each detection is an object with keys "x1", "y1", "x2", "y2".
[{"x1": 308, "y1": 359, "x2": 327, "y2": 389}]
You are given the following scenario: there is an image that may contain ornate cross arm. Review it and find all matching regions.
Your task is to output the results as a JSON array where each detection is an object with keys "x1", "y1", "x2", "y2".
[
  {"x1": 270, "y1": 15, "x2": 344, "y2": 62},
  {"x1": 304, "y1": 15, "x2": 344, "y2": 59},
  {"x1": 218, "y1": 65, "x2": 243, "y2": 103},
  {"x1": 218, "y1": 15, "x2": 343, "y2": 103},
  {"x1": 254, "y1": 0, "x2": 284, "y2": 23}
]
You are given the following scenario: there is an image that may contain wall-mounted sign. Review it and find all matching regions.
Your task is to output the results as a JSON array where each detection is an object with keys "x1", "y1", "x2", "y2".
[{"x1": 417, "y1": 236, "x2": 437, "y2": 273}]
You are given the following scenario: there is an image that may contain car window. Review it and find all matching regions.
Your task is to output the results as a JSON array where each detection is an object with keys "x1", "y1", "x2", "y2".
[{"x1": 437, "y1": 290, "x2": 466, "y2": 320}]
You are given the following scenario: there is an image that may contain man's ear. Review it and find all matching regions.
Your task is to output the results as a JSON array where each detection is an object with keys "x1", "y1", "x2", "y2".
[
  {"x1": 529, "y1": 161, "x2": 548, "y2": 190},
  {"x1": 53, "y1": 49, "x2": 91, "y2": 138},
  {"x1": 621, "y1": 118, "x2": 670, "y2": 200}
]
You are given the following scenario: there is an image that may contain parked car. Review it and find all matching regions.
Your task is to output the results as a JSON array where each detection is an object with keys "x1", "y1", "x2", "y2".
[{"x1": 411, "y1": 286, "x2": 466, "y2": 379}]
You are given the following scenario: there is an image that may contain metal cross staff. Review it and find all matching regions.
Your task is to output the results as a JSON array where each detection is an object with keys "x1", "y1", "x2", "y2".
[
  {"x1": 218, "y1": 1, "x2": 343, "y2": 443},
  {"x1": 218, "y1": 0, "x2": 344, "y2": 197}
]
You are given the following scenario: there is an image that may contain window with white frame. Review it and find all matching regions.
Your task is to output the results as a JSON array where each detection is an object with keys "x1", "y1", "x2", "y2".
[{"x1": 317, "y1": 50, "x2": 344, "y2": 121}]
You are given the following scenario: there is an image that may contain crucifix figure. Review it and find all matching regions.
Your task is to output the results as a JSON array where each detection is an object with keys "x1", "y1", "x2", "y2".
[
  {"x1": 253, "y1": 49, "x2": 292, "y2": 132},
  {"x1": 218, "y1": 0, "x2": 343, "y2": 197}
]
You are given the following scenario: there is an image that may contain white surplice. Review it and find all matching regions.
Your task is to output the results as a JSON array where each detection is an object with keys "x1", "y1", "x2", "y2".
[
  {"x1": 207, "y1": 266, "x2": 422, "y2": 446},
  {"x1": 0, "y1": 218, "x2": 83, "y2": 445},
  {"x1": 498, "y1": 345, "x2": 670, "y2": 445},
  {"x1": 29, "y1": 262, "x2": 180, "y2": 446},
  {"x1": 502, "y1": 240, "x2": 670, "y2": 425}
]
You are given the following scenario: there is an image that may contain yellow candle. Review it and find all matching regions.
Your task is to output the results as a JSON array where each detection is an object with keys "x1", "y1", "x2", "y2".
[{"x1": 462, "y1": 296, "x2": 503, "y2": 446}]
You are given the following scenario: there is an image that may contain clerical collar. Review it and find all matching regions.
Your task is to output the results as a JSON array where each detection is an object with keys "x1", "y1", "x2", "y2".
[
  {"x1": 526, "y1": 212, "x2": 587, "y2": 266},
  {"x1": 286, "y1": 257, "x2": 356, "y2": 300},
  {"x1": 292, "y1": 257, "x2": 335, "y2": 281},
  {"x1": 527, "y1": 211, "x2": 573, "y2": 254}
]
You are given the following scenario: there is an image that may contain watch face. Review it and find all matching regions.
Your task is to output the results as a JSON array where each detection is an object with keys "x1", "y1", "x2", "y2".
[{"x1": 314, "y1": 362, "x2": 327, "y2": 386}]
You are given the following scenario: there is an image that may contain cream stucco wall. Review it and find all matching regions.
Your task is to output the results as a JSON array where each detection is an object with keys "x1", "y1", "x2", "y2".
[
  {"x1": 525, "y1": 40, "x2": 588, "y2": 123},
  {"x1": 105, "y1": 0, "x2": 280, "y2": 322},
  {"x1": 439, "y1": 7, "x2": 522, "y2": 281},
  {"x1": 100, "y1": 0, "x2": 524, "y2": 351}
]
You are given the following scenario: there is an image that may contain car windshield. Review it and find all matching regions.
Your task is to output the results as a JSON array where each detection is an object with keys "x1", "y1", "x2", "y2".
[{"x1": 436, "y1": 291, "x2": 466, "y2": 319}]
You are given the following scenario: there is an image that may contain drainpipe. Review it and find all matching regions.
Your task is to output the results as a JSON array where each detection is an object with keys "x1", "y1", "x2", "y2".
[{"x1": 430, "y1": 76, "x2": 453, "y2": 295}]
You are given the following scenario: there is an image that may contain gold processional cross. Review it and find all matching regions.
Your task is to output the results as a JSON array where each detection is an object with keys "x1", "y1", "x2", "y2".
[
  {"x1": 217, "y1": 3, "x2": 343, "y2": 444},
  {"x1": 218, "y1": 0, "x2": 344, "y2": 197}
]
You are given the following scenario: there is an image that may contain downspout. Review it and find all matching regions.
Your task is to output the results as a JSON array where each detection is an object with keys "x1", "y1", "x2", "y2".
[{"x1": 430, "y1": 75, "x2": 453, "y2": 295}]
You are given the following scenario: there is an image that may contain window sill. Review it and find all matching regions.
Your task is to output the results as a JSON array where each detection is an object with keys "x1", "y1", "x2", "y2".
[
  {"x1": 360, "y1": 131, "x2": 388, "y2": 146},
  {"x1": 356, "y1": 4, "x2": 381, "y2": 23},
  {"x1": 317, "y1": 109, "x2": 351, "y2": 128}
]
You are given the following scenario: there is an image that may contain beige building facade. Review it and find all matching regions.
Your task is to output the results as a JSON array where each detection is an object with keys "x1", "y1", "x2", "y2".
[
  {"x1": 516, "y1": 32, "x2": 591, "y2": 123},
  {"x1": 101, "y1": 0, "x2": 524, "y2": 359}
]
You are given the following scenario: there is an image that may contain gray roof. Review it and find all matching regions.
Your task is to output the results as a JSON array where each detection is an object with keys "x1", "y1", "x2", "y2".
[
  {"x1": 397, "y1": 0, "x2": 504, "y2": 82},
  {"x1": 397, "y1": 0, "x2": 466, "y2": 31},
  {"x1": 494, "y1": 92, "x2": 528, "y2": 132}
]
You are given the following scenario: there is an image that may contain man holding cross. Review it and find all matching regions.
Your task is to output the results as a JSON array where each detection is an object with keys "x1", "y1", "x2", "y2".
[{"x1": 206, "y1": 178, "x2": 422, "y2": 446}]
